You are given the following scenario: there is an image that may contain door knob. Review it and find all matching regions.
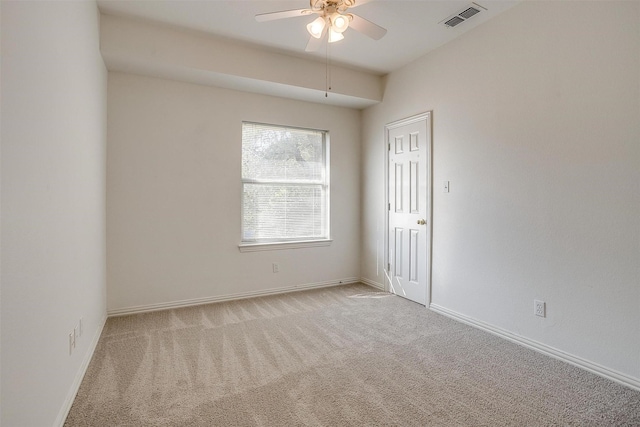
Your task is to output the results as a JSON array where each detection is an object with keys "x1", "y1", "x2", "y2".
[{"x1": 417, "y1": 219, "x2": 426, "y2": 225}]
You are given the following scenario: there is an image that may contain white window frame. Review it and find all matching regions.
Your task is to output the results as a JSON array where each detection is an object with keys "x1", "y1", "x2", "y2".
[{"x1": 239, "y1": 122, "x2": 332, "y2": 252}]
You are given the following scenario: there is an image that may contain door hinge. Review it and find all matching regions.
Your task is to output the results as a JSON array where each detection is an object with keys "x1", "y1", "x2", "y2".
[
  {"x1": 388, "y1": 143, "x2": 391, "y2": 151},
  {"x1": 387, "y1": 263, "x2": 391, "y2": 271},
  {"x1": 388, "y1": 203, "x2": 391, "y2": 211}
]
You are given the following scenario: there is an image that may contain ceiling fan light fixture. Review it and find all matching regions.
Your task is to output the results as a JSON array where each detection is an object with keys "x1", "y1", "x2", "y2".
[
  {"x1": 306, "y1": 16, "x2": 326, "y2": 38},
  {"x1": 257, "y1": 0, "x2": 387, "y2": 52},
  {"x1": 328, "y1": 27, "x2": 344, "y2": 43},
  {"x1": 331, "y1": 13, "x2": 350, "y2": 33}
]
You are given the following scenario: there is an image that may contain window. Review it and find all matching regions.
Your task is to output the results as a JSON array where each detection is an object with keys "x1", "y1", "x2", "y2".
[{"x1": 240, "y1": 122, "x2": 330, "y2": 250}]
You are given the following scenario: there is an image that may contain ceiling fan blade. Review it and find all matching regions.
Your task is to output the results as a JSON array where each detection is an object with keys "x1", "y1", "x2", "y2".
[
  {"x1": 348, "y1": 0, "x2": 374, "y2": 8},
  {"x1": 349, "y1": 13, "x2": 387, "y2": 40},
  {"x1": 305, "y1": 28, "x2": 327, "y2": 52},
  {"x1": 255, "y1": 8, "x2": 313, "y2": 22}
]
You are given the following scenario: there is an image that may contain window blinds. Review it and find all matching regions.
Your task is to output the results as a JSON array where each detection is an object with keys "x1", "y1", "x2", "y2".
[{"x1": 242, "y1": 123, "x2": 328, "y2": 242}]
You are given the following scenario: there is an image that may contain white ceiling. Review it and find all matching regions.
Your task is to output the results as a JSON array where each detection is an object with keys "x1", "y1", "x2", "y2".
[{"x1": 97, "y1": 0, "x2": 520, "y2": 75}]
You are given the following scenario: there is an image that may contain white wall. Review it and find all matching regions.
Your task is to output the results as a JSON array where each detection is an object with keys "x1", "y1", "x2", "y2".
[
  {"x1": 0, "y1": 2, "x2": 3, "y2": 422},
  {"x1": 1, "y1": 1, "x2": 107, "y2": 426},
  {"x1": 362, "y1": 1, "x2": 640, "y2": 382},
  {"x1": 107, "y1": 72, "x2": 361, "y2": 312},
  {"x1": 100, "y1": 14, "x2": 383, "y2": 109}
]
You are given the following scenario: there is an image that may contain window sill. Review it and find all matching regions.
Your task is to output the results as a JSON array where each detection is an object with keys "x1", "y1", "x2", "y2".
[{"x1": 238, "y1": 239, "x2": 333, "y2": 252}]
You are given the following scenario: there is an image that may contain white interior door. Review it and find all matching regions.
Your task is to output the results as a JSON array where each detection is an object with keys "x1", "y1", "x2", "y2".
[{"x1": 386, "y1": 113, "x2": 431, "y2": 305}]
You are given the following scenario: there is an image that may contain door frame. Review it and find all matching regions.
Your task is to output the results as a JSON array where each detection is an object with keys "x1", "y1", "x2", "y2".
[{"x1": 384, "y1": 111, "x2": 433, "y2": 306}]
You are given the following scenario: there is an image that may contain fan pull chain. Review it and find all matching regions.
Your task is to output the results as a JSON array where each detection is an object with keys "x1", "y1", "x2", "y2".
[
  {"x1": 325, "y1": 41, "x2": 328, "y2": 97},
  {"x1": 325, "y1": 40, "x2": 332, "y2": 98}
]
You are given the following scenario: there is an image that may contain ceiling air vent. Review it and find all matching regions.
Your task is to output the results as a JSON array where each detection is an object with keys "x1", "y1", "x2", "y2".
[
  {"x1": 459, "y1": 7, "x2": 481, "y2": 19},
  {"x1": 444, "y1": 16, "x2": 465, "y2": 28},
  {"x1": 440, "y1": 3, "x2": 487, "y2": 28}
]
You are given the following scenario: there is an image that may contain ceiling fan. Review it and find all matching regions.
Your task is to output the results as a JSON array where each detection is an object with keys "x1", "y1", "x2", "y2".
[{"x1": 255, "y1": 0, "x2": 387, "y2": 52}]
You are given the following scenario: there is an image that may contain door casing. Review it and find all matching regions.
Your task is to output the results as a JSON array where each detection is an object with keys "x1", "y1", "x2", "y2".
[{"x1": 384, "y1": 111, "x2": 433, "y2": 306}]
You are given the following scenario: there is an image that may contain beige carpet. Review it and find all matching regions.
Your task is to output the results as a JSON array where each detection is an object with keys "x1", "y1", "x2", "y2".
[{"x1": 65, "y1": 283, "x2": 640, "y2": 426}]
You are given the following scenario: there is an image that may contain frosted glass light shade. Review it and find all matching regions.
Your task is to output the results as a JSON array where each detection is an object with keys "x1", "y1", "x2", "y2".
[
  {"x1": 331, "y1": 14, "x2": 349, "y2": 33},
  {"x1": 306, "y1": 16, "x2": 326, "y2": 39},
  {"x1": 328, "y1": 27, "x2": 344, "y2": 43}
]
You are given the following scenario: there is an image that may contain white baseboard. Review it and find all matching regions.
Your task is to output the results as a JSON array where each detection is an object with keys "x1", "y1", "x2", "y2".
[
  {"x1": 54, "y1": 314, "x2": 107, "y2": 427},
  {"x1": 107, "y1": 278, "x2": 361, "y2": 317},
  {"x1": 429, "y1": 303, "x2": 640, "y2": 392},
  {"x1": 360, "y1": 277, "x2": 385, "y2": 291}
]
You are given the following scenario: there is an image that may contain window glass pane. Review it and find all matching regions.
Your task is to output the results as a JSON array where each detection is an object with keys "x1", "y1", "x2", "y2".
[
  {"x1": 243, "y1": 184, "x2": 325, "y2": 241},
  {"x1": 241, "y1": 122, "x2": 329, "y2": 244},
  {"x1": 242, "y1": 123, "x2": 324, "y2": 182}
]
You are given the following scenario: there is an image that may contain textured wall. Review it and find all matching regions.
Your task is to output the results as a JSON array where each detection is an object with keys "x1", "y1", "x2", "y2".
[
  {"x1": 1, "y1": 1, "x2": 108, "y2": 425},
  {"x1": 107, "y1": 72, "x2": 361, "y2": 312},
  {"x1": 362, "y1": 1, "x2": 640, "y2": 380}
]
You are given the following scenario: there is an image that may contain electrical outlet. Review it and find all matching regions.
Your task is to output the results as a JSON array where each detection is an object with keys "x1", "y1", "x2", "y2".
[
  {"x1": 272, "y1": 263, "x2": 279, "y2": 273},
  {"x1": 534, "y1": 300, "x2": 546, "y2": 317}
]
